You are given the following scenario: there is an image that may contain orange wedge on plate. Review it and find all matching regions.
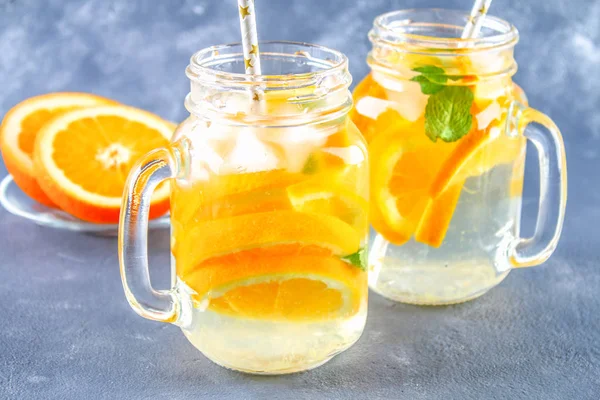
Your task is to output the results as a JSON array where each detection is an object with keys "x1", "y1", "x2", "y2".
[
  {"x1": 33, "y1": 105, "x2": 175, "y2": 223},
  {"x1": 0, "y1": 93, "x2": 117, "y2": 206}
]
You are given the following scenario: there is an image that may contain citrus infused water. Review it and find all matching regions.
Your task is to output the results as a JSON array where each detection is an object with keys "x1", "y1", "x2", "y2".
[
  {"x1": 351, "y1": 10, "x2": 531, "y2": 305},
  {"x1": 170, "y1": 115, "x2": 368, "y2": 373},
  {"x1": 163, "y1": 43, "x2": 369, "y2": 373}
]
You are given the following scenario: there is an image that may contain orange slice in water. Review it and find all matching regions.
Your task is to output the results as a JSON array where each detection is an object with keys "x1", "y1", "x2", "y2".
[
  {"x1": 33, "y1": 105, "x2": 175, "y2": 223},
  {"x1": 416, "y1": 123, "x2": 523, "y2": 247},
  {"x1": 369, "y1": 115, "x2": 455, "y2": 245},
  {"x1": 177, "y1": 210, "x2": 361, "y2": 271},
  {"x1": 301, "y1": 120, "x2": 363, "y2": 175},
  {"x1": 195, "y1": 187, "x2": 292, "y2": 221},
  {"x1": 201, "y1": 170, "x2": 304, "y2": 200},
  {"x1": 0, "y1": 93, "x2": 117, "y2": 206},
  {"x1": 350, "y1": 73, "x2": 387, "y2": 142},
  {"x1": 415, "y1": 180, "x2": 465, "y2": 248},
  {"x1": 286, "y1": 180, "x2": 368, "y2": 233},
  {"x1": 170, "y1": 170, "x2": 303, "y2": 229},
  {"x1": 181, "y1": 246, "x2": 365, "y2": 321},
  {"x1": 429, "y1": 124, "x2": 523, "y2": 198}
]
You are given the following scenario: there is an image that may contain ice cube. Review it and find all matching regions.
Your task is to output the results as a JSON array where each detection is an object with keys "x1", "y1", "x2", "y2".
[
  {"x1": 372, "y1": 72, "x2": 427, "y2": 122},
  {"x1": 194, "y1": 141, "x2": 224, "y2": 176},
  {"x1": 322, "y1": 145, "x2": 365, "y2": 165},
  {"x1": 474, "y1": 80, "x2": 507, "y2": 102},
  {"x1": 355, "y1": 96, "x2": 393, "y2": 120},
  {"x1": 222, "y1": 130, "x2": 282, "y2": 174},
  {"x1": 466, "y1": 53, "x2": 507, "y2": 75},
  {"x1": 476, "y1": 101, "x2": 502, "y2": 130},
  {"x1": 488, "y1": 125, "x2": 501, "y2": 140},
  {"x1": 222, "y1": 91, "x2": 253, "y2": 115},
  {"x1": 258, "y1": 125, "x2": 330, "y2": 173}
]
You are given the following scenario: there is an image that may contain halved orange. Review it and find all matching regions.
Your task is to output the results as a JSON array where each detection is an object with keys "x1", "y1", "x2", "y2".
[
  {"x1": 0, "y1": 93, "x2": 117, "y2": 206},
  {"x1": 180, "y1": 246, "x2": 366, "y2": 321},
  {"x1": 33, "y1": 105, "x2": 175, "y2": 223}
]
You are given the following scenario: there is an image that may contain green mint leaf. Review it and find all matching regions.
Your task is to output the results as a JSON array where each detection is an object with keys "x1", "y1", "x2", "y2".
[
  {"x1": 412, "y1": 65, "x2": 466, "y2": 94},
  {"x1": 412, "y1": 65, "x2": 445, "y2": 75},
  {"x1": 410, "y1": 75, "x2": 445, "y2": 95},
  {"x1": 421, "y1": 73, "x2": 448, "y2": 85},
  {"x1": 411, "y1": 65, "x2": 449, "y2": 94},
  {"x1": 424, "y1": 86, "x2": 474, "y2": 143},
  {"x1": 341, "y1": 248, "x2": 366, "y2": 271},
  {"x1": 302, "y1": 154, "x2": 319, "y2": 175},
  {"x1": 412, "y1": 65, "x2": 448, "y2": 84},
  {"x1": 411, "y1": 65, "x2": 473, "y2": 142}
]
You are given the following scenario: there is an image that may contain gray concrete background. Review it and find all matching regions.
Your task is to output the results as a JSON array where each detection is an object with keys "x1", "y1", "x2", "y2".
[{"x1": 0, "y1": 0, "x2": 598, "y2": 399}]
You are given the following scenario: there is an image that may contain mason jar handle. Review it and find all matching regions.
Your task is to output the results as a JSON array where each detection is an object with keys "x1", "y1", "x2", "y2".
[
  {"x1": 118, "y1": 147, "x2": 180, "y2": 323},
  {"x1": 509, "y1": 102, "x2": 567, "y2": 268}
]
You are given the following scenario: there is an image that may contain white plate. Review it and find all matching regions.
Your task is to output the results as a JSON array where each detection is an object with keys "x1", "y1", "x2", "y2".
[{"x1": 0, "y1": 175, "x2": 169, "y2": 236}]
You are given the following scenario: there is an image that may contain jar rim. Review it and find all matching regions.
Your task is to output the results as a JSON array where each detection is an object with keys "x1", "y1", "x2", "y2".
[
  {"x1": 186, "y1": 41, "x2": 350, "y2": 89},
  {"x1": 371, "y1": 8, "x2": 519, "y2": 53}
]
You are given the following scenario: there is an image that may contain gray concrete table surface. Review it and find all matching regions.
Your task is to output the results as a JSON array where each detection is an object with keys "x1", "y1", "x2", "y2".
[{"x1": 0, "y1": 0, "x2": 598, "y2": 399}]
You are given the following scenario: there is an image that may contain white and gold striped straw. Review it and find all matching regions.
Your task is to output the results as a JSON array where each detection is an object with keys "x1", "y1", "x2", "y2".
[
  {"x1": 238, "y1": 0, "x2": 261, "y2": 74},
  {"x1": 237, "y1": 0, "x2": 263, "y2": 105},
  {"x1": 461, "y1": 0, "x2": 493, "y2": 39}
]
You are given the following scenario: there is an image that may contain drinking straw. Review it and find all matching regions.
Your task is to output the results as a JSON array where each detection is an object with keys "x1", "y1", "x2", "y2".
[
  {"x1": 237, "y1": 0, "x2": 263, "y2": 103},
  {"x1": 461, "y1": 0, "x2": 493, "y2": 39}
]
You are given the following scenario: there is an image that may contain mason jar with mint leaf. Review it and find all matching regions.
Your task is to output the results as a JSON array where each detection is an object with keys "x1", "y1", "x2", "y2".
[{"x1": 351, "y1": 9, "x2": 567, "y2": 305}]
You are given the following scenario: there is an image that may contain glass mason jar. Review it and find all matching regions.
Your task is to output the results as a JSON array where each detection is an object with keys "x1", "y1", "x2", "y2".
[
  {"x1": 119, "y1": 42, "x2": 369, "y2": 374},
  {"x1": 351, "y1": 10, "x2": 567, "y2": 305}
]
